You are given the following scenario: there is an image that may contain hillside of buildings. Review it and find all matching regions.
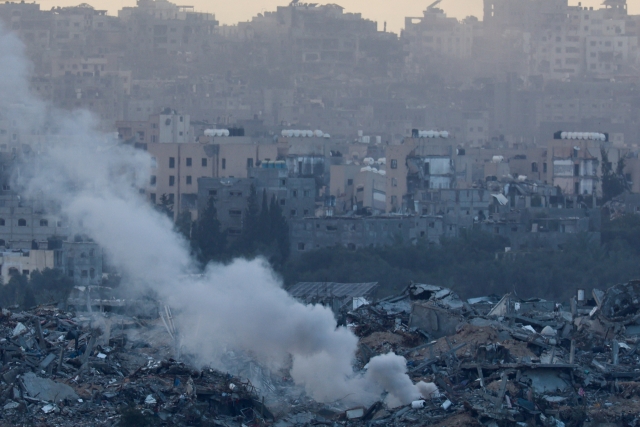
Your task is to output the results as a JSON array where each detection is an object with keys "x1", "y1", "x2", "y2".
[{"x1": 0, "y1": 0, "x2": 637, "y2": 301}]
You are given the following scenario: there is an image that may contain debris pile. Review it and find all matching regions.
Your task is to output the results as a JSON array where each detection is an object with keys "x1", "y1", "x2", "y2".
[
  {"x1": 2, "y1": 279, "x2": 640, "y2": 426},
  {"x1": 0, "y1": 306, "x2": 273, "y2": 426},
  {"x1": 336, "y1": 281, "x2": 640, "y2": 427}
]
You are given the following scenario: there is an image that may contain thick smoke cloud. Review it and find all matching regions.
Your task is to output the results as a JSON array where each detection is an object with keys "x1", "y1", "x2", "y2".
[{"x1": 0, "y1": 25, "x2": 431, "y2": 407}]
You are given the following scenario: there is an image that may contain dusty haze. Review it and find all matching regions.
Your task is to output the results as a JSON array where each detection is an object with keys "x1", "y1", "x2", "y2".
[
  {"x1": 0, "y1": 23, "x2": 434, "y2": 408},
  {"x1": 33, "y1": 0, "x2": 632, "y2": 33}
]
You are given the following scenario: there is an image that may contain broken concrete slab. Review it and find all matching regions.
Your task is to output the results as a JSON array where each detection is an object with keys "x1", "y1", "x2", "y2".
[
  {"x1": 521, "y1": 369, "x2": 570, "y2": 394},
  {"x1": 20, "y1": 372, "x2": 79, "y2": 402}
]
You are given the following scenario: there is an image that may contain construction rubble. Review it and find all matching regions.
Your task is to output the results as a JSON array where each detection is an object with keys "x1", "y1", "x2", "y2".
[{"x1": 1, "y1": 281, "x2": 640, "y2": 426}]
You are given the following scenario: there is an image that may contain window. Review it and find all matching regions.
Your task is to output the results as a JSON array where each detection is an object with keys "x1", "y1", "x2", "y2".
[
  {"x1": 68, "y1": 270, "x2": 74, "y2": 278},
  {"x1": 391, "y1": 159, "x2": 398, "y2": 169},
  {"x1": 150, "y1": 175, "x2": 156, "y2": 186},
  {"x1": 90, "y1": 268, "x2": 95, "y2": 279},
  {"x1": 532, "y1": 162, "x2": 538, "y2": 173},
  {"x1": 222, "y1": 158, "x2": 226, "y2": 169},
  {"x1": 209, "y1": 190, "x2": 217, "y2": 197},
  {"x1": 202, "y1": 158, "x2": 207, "y2": 167},
  {"x1": 151, "y1": 157, "x2": 157, "y2": 168},
  {"x1": 280, "y1": 179, "x2": 286, "y2": 186},
  {"x1": 392, "y1": 178, "x2": 398, "y2": 187},
  {"x1": 81, "y1": 270, "x2": 88, "y2": 278},
  {"x1": 169, "y1": 157, "x2": 175, "y2": 168},
  {"x1": 186, "y1": 176, "x2": 192, "y2": 185},
  {"x1": 169, "y1": 176, "x2": 175, "y2": 186},
  {"x1": 303, "y1": 209, "x2": 309, "y2": 216},
  {"x1": 573, "y1": 164, "x2": 580, "y2": 177},
  {"x1": 186, "y1": 157, "x2": 192, "y2": 166},
  {"x1": 150, "y1": 193, "x2": 156, "y2": 203},
  {"x1": 18, "y1": 219, "x2": 26, "y2": 226},
  {"x1": 347, "y1": 179, "x2": 353, "y2": 186},
  {"x1": 429, "y1": 222, "x2": 435, "y2": 228},
  {"x1": 280, "y1": 199, "x2": 285, "y2": 205},
  {"x1": 290, "y1": 209, "x2": 297, "y2": 216},
  {"x1": 0, "y1": 218, "x2": 4, "y2": 226},
  {"x1": 0, "y1": 239, "x2": 4, "y2": 246},
  {"x1": 229, "y1": 209, "x2": 242, "y2": 217},
  {"x1": 298, "y1": 242, "x2": 305, "y2": 251},
  {"x1": 247, "y1": 158, "x2": 253, "y2": 168},
  {"x1": 22, "y1": 270, "x2": 29, "y2": 276},
  {"x1": 40, "y1": 219, "x2": 48, "y2": 227},
  {"x1": 304, "y1": 190, "x2": 311, "y2": 197},
  {"x1": 292, "y1": 190, "x2": 298, "y2": 198}
]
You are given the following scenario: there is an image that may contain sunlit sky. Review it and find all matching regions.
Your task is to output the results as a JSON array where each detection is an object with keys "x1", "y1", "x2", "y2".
[{"x1": 36, "y1": 0, "x2": 639, "y2": 33}]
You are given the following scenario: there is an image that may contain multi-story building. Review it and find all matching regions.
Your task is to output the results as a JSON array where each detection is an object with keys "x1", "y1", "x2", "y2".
[
  {"x1": 547, "y1": 134, "x2": 601, "y2": 196},
  {"x1": 197, "y1": 166, "x2": 316, "y2": 238},
  {"x1": 402, "y1": 5, "x2": 476, "y2": 65},
  {"x1": 0, "y1": 195, "x2": 70, "y2": 250},
  {"x1": 118, "y1": 0, "x2": 218, "y2": 58}
]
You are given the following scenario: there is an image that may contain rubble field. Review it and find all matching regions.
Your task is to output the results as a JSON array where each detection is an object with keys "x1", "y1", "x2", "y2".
[{"x1": 1, "y1": 281, "x2": 640, "y2": 426}]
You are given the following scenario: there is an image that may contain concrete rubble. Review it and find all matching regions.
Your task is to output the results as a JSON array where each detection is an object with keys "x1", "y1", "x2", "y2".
[{"x1": 1, "y1": 281, "x2": 640, "y2": 426}]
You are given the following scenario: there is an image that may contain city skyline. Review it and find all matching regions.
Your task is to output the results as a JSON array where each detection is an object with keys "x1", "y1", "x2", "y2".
[{"x1": 34, "y1": 0, "x2": 639, "y2": 33}]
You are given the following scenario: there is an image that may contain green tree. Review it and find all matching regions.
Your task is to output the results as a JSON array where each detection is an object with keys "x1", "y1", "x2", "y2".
[
  {"x1": 236, "y1": 184, "x2": 261, "y2": 255},
  {"x1": 0, "y1": 273, "x2": 29, "y2": 308},
  {"x1": 175, "y1": 210, "x2": 192, "y2": 241},
  {"x1": 258, "y1": 189, "x2": 270, "y2": 244},
  {"x1": 601, "y1": 148, "x2": 627, "y2": 202},
  {"x1": 194, "y1": 196, "x2": 226, "y2": 264},
  {"x1": 602, "y1": 213, "x2": 640, "y2": 254},
  {"x1": 269, "y1": 194, "x2": 290, "y2": 264},
  {"x1": 157, "y1": 194, "x2": 174, "y2": 219},
  {"x1": 29, "y1": 268, "x2": 75, "y2": 304}
]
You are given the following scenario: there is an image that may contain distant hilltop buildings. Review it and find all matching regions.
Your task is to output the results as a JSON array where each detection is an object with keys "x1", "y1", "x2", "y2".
[{"x1": 0, "y1": 0, "x2": 639, "y2": 263}]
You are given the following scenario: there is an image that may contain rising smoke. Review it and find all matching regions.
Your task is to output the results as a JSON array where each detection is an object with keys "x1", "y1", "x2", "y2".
[{"x1": 0, "y1": 25, "x2": 434, "y2": 408}]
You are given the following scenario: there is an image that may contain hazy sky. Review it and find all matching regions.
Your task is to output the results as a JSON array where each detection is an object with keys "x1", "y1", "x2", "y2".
[{"x1": 37, "y1": 0, "x2": 639, "y2": 33}]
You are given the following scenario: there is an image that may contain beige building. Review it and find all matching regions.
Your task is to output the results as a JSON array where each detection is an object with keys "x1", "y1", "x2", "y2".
[
  {"x1": 546, "y1": 138, "x2": 602, "y2": 196},
  {"x1": 0, "y1": 250, "x2": 58, "y2": 284},
  {"x1": 144, "y1": 138, "x2": 279, "y2": 217}
]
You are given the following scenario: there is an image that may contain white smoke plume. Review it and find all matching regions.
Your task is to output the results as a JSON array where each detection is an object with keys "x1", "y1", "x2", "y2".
[{"x1": 0, "y1": 25, "x2": 432, "y2": 407}]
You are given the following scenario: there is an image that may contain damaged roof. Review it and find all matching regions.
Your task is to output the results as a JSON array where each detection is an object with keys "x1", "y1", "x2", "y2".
[{"x1": 288, "y1": 282, "x2": 379, "y2": 300}]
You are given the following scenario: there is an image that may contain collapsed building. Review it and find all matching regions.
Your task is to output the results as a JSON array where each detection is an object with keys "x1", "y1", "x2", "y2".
[{"x1": 1, "y1": 274, "x2": 640, "y2": 426}]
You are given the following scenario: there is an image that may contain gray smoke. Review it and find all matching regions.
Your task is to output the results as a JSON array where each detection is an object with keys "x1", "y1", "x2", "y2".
[{"x1": 0, "y1": 25, "x2": 433, "y2": 407}]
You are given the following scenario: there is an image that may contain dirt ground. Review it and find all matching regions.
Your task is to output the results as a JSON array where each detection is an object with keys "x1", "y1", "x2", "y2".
[{"x1": 425, "y1": 411, "x2": 482, "y2": 427}]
